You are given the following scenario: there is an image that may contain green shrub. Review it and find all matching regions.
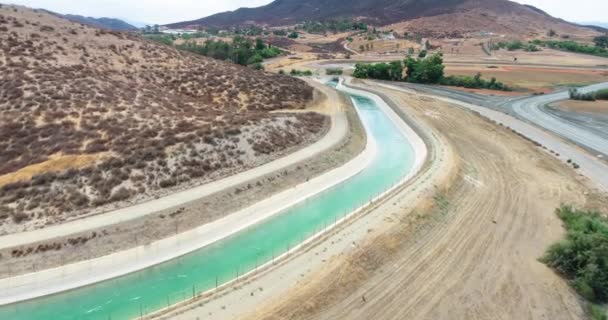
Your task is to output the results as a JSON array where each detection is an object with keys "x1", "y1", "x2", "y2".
[
  {"x1": 506, "y1": 40, "x2": 524, "y2": 51},
  {"x1": 288, "y1": 31, "x2": 299, "y2": 39},
  {"x1": 525, "y1": 44, "x2": 541, "y2": 52},
  {"x1": 440, "y1": 73, "x2": 511, "y2": 91},
  {"x1": 290, "y1": 69, "x2": 313, "y2": 76},
  {"x1": 594, "y1": 35, "x2": 608, "y2": 49},
  {"x1": 593, "y1": 89, "x2": 608, "y2": 100},
  {"x1": 590, "y1": 304, "x2": 607, "y2": 320},
  {"x1": 541, "y1": 205, "x2": 608, "y2": 303},
  {"x1": 534, "y1": 39, "x2": 608, "y2": 57},
  {"x1": 351, "y1": 53, "x2": 510, "y2": 91},
  {"x1": 325, "y1": 68, "x2": 343, "y2": 75},
  {"x1": 569, "y1": 88, "x2": 596, "y2": 101},
  {"x1": 250, "y1": 62, "x2": 264, "y2": 71},
  {"x1": 175, "y1": 36, "x2": 281, "y2": 66},
  {"x1": 353, "y1": 61, "x2": 404, "y2": 81},
  {"x1": 405, "y1": 53, "x2": 444, "y2": 84}
]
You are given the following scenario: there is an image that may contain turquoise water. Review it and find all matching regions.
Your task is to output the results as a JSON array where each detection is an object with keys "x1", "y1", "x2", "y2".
[{"x1": 0, "y1": 84, "x2": 415, "y2": 320}]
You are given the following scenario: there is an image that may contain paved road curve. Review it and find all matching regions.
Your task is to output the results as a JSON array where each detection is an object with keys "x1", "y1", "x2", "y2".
[
  {"x1": 509, "y1": 82, "x2": 608, "y2": 158},
  {"x1": 376, "y1": 81, "x2": 608, "y2": 192}
]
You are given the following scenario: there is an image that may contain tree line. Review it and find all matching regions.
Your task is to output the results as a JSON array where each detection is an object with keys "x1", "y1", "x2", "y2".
[
  {"x1": 175, "y1": 37, "x2": 282, "y2": 68},
  {"x1": 353, "y1": 53, "x2": 511, "y2": 91}
]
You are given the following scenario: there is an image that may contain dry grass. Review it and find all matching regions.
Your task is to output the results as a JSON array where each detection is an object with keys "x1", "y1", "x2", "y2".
[
  {"x1": 0, "y1": 153, "x2": 107, "y2": 188},
  {"x1": 0, "y1": 5, "x2": 326, "y2": 232}
]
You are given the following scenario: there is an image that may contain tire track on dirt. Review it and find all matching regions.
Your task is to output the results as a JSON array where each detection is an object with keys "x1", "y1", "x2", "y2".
[{"x1": 246, "y1": 83, "x2": 605, "y2": 320}]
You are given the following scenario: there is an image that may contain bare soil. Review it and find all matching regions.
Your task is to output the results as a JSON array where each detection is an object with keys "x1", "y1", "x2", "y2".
[
  {"x1": 551, "y1": 100, "x2": 608, "y2": 115},
  {"x1": 243, "y1": 82, "x2": 608, "y2": 320}
]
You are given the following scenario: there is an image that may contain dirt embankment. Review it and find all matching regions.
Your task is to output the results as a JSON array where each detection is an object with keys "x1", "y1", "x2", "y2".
[
  {"x1": 244, "y1": 83, "x2": 607, "y2": 320},
  {"x1": 0, "y1": 83, "x2": 366, "y2": 278}
]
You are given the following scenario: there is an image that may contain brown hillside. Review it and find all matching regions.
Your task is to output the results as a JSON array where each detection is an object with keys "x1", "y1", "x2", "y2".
[
  {"x1": 386, "y1": 0, "x2": 599, "y2": 38},
  {"x1": 0, "y1": 5, "x2": 325, "y2": 232},
  {"x1": 169, "y1": 0, "x2": 597, "y2": 40}
]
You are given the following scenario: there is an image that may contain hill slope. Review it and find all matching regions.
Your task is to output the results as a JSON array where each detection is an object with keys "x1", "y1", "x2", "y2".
[
  {"x1": 169, "y1": 0, "x2": 597, "y2": 37},
  {"x1": 0, "y1": 5, "x2": 324, "y2": 232}
]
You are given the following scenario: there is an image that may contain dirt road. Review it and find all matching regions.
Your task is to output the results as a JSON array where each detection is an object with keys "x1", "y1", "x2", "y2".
[{"x1": 244, "y1": 81, "x2": 606, "y2": 320}]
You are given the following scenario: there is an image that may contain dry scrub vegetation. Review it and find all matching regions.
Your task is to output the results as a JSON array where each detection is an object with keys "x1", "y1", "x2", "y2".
[{"x1": 0, "y1": 6, "x2": 326, "y2": 233}]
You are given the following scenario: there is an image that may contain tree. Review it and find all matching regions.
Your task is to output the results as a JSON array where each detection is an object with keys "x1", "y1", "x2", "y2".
[
  {"x1": 594, "y1": 35, "x2": 608, "y2": 48},
  {"x1": 418, "y1": 50, "x2": 427, "y2": 58},
  {"x1": 250, "y1": 62, "x2": 264, "y2": 71},
  {"x1": 255, "y1": 38, "x2": 266, "y2": 51},
  {"x1": 153, "y1": 24, "x2": 160, "y2": 34},
  {"x1": 359, "y1": 45, "x2": 365, "y2": 52},
  {"x1": 548, "y1": 29, "x2": 557, "y2": 37},
  {"x1": 404, "y1": 53, "x2": 444, "y2": 84},
  {"x1": 407, "y1": 47, "x2": 415, "y2": 55},
  {"x1": 288, "y1": 31, "x2": 299, "y2": 39}
]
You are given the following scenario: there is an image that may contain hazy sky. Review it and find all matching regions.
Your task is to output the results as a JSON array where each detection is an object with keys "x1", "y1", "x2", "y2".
[{"x1": 4, "y1": 0, "x2": 607, "y2": 25}]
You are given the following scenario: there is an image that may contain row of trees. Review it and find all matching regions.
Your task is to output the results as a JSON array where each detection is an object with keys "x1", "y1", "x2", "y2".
[
  {"x1": 532, "y1": 39, "x2": 608, "y2": 57},
  {"x1": 300, "y1": 19, "x2": 368, "y2": 34},
  {"x1": 569, "y1": 88, "x2": 608, "y2": 102},
  {"x1": 594, "y1": 35, "x2": 608, "y2": 48},
  {"x1": 175, "y1": 37, "x2": 281, "y2": 67},
  {"x1": 353, "y1": 53, "x2": 511, "y2": 91},
  {"x1": 490, "y1": 40, "x2": 540, "y2": 52}
]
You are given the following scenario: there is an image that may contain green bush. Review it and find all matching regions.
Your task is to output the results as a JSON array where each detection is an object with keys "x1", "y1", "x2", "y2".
[
  {"x1": 175, "y1": 36, "x2": 281, "y2": 66},
  {"x1": 593, "y1": 89, "x2": 608, "y2": 100},
  {"x1": 534, "y1": 39, "x2": 608, "y2": 57},
  {"x1": 250, "y1": 62, "x2": 264, "y2": 71},
  {"x1": 352, "y1": 53, "x2": 510, "y2": 91},
  {"x1": 541, "y1": 205, "x2": 608, "y2": 303},
  {"x1": 569, "y1": 88, "x2": 596, "y2": 101},
  {"x1": 353, "y1": 61, "x2": 404, "y2": 81},
  {"x1": 290, "y1": 69, "x2": 313, "y2": 76},
  {"x1": 590, "y1": 304, "x2": 607, "y2": 320},
  {"x1": 325, "y1": 68, "x2": 343, "y2": 75},
  {"x1": 440, "y1": 73, "x2": 511, "y2": 91},
  {"x1": 525, "y1": 44, "x2": 541, "y2": 52},
  {"x1": 594, "y1": 35, "x2": 608, "y2": 49},
  {"x1": 405, "y1": 53, "x2": 444, "y2": 84},
  {"x1": 506, "y1": 40, "x2": 524, "y2": 51},
  {"x1": 301, "y1": 19, "x2": 367, "y2": 34},
  {"x1": 288, "y1": 31, "x2": 299, "y2": 39},
  {"x1": 145, "y1": 34, "x2": 175, "y2": 46}
]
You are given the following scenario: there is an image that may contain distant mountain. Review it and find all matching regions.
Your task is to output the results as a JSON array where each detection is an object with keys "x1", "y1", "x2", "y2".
[
  {"x1": 578, "y1": 22, "x2": 608, "y2": 32},
  {"x1": 168, "y1": 0, "x2": 598, "y2": 38},
  {"x1": 121, "y1": 19, "x2": 152, "y2": 29},
  {"x1": 63, "y1": 14, "x2": 138, "y2": 31}
]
